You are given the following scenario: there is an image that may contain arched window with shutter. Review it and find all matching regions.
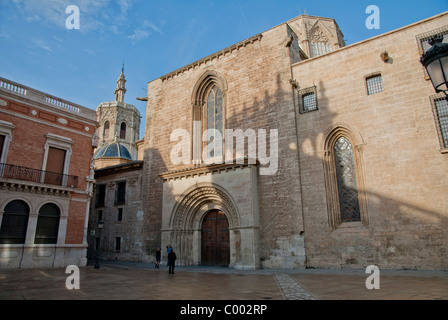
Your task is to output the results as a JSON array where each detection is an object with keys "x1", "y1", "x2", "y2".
[
  {"x1": 35, "y1": 203, "x2": 60, "y2": 244},
  {"x1": 0, "y1": 200, "x2": 30, "y2": 244}
]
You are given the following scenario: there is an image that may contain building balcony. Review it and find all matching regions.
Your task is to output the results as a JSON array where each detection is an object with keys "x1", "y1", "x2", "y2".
[{"x1": 0, "y1": 163, "x2": 78, "y2": 189}]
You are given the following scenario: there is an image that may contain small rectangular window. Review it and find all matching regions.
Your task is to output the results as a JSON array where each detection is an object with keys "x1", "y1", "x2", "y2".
[
  {"x1": 302, "y1": 93, "x2": 317, "y2": 112},
  {"x1": 115, "y1": 181, "x2": 126, "y2": 205},
  {"x1": 117, "y1": 208, "x2": 123, "y2": 222},
  {"x1": 416, "y1": 26, "x2": 448, "y2": 55},
  {"x1": 115, "y1": 237, "x2": 121, "y2": 251},
  {"x1": 366, "y1": 75, "x2": 384, "y2": 95},
  {"x1": 416, "y1": 26, "x2": 448, "y2": 79},
  {"x1": 298, "y1": 85, "x2": 318, "y2": 114},
  {"x1": 96, "y1": 184, "x2": 106, "y2": 207},
  {"x1": 430, "y1": 94, "x2": 448, "y2": 150},
  {"x1": 97, "y1": 209, "x2": 103, "y2": 222}
]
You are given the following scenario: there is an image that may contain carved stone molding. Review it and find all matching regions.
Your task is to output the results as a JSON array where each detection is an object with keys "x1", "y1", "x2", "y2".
[
  {"x1": 0, "y1": 181, "x2": 71, "y2": 197},
  {"x1": 171, "y1": 184, "x2": 239, "y2": 231},
  {"x1": 161, "y1": 34, "x2": 263, "y2": 82}
]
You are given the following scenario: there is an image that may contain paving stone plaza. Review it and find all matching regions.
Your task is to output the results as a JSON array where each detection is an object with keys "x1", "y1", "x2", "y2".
[{"x1": 1, "y1": 261, "x2": 447, "y2": 301}]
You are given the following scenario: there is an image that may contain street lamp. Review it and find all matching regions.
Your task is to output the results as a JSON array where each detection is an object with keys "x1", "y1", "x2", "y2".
[
  {"x1": 94, "y1": 220, "x2": 104, "y2": 269},
  {"x1": 420, "y1": 35, "x2": 448, "y2": 95}
]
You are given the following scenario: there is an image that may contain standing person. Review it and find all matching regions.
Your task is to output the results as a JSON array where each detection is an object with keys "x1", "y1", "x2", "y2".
[
  {"x1": 155, "y1": 248, "x2": 161, "y2": 269},
  {"x1": 168, "y1": 250, "x2": 177, "y2": 274},
  {"x1": 166, "y1": 245, "x2": 172, "y2": 267}
]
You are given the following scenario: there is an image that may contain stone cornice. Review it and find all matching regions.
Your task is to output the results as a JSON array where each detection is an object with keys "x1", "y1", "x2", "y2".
[
  {"x1": 160, "y1": 159, "x2": 258, "y2": 182},
  {"x1": 160, "y1": 34, "x2": 263, "y2": 82},
  {"x1": 0, "y1": 179, "x2": 73, "y2": 197},
  {"x1": 94, "y1": 160, "x2": 144, "y2": 177}
]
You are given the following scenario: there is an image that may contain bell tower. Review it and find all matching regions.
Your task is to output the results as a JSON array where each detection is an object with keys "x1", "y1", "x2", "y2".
[
  {"x1": 114, "y1": 64, "x2": 127, "y2": 103},
  {"x1": 94, "y1": 66, "x2": 141, "y2": 168}
]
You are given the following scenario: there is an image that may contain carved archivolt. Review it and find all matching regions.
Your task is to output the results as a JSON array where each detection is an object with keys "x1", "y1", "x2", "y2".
[
  {"x1": 191, "y1": 70, "x2": 228, "y2": 110},
  {"x1": 170, "y1": 184, "x2": 239, "y2": 231}
]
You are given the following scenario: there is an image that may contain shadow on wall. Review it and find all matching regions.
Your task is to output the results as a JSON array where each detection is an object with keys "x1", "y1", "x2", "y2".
[
  {"x1": 297, "y1": 77, "x2": 448, "y2": 271},
  {"x1": 137, "y1": 67, "x2": 447, "y2": 270}
]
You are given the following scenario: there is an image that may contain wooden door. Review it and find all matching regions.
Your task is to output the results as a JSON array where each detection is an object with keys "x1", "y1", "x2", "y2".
[
  {"x1": 45, "y1": 147, "x2": 66, "y2": 185},
  {"x1": 201, "y1": 210, "x2": 230, "y2": 266}
]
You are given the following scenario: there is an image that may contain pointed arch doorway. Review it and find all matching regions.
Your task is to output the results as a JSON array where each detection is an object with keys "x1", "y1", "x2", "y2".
[{"x1": 201, "y1": 210, "x2": 230, "y2": 267}]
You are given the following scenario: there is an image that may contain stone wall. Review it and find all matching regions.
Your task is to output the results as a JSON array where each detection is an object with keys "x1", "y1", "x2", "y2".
[
  {"x1": 292, "y1": 13, "x2": 448, "y2": 270},
  {"x1": 143, "y1": 22, "x2": 306, "y2": 268},
  {"x1": 89, "y1": 162, "x2": 145, "y2": 263}
]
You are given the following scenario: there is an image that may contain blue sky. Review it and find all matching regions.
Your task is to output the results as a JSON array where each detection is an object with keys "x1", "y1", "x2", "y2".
[{"x1": 0, "y1": 0, "x2": 446, "y2": 136}]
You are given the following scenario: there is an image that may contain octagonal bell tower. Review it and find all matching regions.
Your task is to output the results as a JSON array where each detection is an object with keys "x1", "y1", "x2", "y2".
[{"x1": 94, "y1": 66, "x2": 141, "y2": 169}]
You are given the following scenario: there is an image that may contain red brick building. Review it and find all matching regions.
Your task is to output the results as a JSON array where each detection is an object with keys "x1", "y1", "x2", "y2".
[{"x1": 0, "y1": 77, "x2": 98, "y2": 268}]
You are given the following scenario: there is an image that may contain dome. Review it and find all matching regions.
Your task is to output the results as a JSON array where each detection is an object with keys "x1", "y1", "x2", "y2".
[{"x1": 94, "y1": 142, "x2": 132, "y2": 160}]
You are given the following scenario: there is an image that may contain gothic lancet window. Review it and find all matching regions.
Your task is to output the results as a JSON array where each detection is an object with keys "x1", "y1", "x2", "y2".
[
  {"x1": 334, "y1": 137, "x2": 361, "y2": 222},
  {"x1": 191, "y1": 70, "x2": 227, "y2": 164},
  {"x1": 309, "y1": 28, "x2": 332, "y2": 58},
  {"x1": 323, "y1": 126, "x2": 368, "y2": 230},
  {"x1": 206, "y1": 86, "x2": 223, "y2": 158},
  {"x1": 310, "y1": 41, "x2": 332, "y2": 57}
]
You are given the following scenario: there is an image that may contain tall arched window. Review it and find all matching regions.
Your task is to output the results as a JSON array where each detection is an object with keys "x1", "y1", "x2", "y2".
[
  {"x1": 334, "y1": 136, "x2": 361, "y2": 223},
  {"x1": 206, "y1": 85, "x2": 223, "y2": 158},
  {"x1": 34, "y1": 203, "x2": 60, "y2": 244},
  {"x1": 0, "y1": 200, "x2": 30, "y2": 244},
  {"x1": 103, "y1": 121, "x2": 110, "y2": 140},
  {"x1": 323, "y1": 126, "x2": 368, "y2": 230},
  {"x1": 310, "y1": 41, "x2": 332, "y2": 57},
  {"x1": 120, "y1": 122, "x2": 126, "y2": 139},
  {"x1": 191, "y1": 70, "x2": 227, "y2": 164}
]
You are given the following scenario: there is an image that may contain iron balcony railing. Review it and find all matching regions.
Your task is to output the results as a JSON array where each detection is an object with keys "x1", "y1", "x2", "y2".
[{"x1": 0, "y1": 163, "x2": 78, "y2": 188}]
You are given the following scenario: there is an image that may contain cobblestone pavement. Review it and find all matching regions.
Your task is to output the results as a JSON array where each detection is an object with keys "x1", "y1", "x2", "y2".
[
  {"x1": 274, "y1": 273, "x2": 317, "y2": 300},
  {"x1": 0, "y1": 261, "x2": 447, "y2": 301}
]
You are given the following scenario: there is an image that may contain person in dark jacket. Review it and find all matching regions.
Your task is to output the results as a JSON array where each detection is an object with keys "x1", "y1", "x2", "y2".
[
  {"x1": 155, "y1": 248, "x2": 161, "y2": 268},
  {"x1": 166, "y1": 245, "x2": 172, "y2": 267},
  {"x1": 168, "y1": 250, "x2": 177, "y2": 274}
]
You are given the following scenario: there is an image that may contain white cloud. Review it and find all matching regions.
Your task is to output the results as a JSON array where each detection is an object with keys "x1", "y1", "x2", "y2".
[
  {"x1": 128, "y1": 28, "x2": 150, "y2": 41},
  {"x1": 142, "y1": 20, "x2": 163, "y2": 35},
  {"x1": 116, "y1": 0, "x2": 134, "y2": 15},
  {"x1": 128, "y1": 20, "x2": 163, "y2": 43},
  {"x1": 32, "y1": 39, "x2": 53, "y2": 52}
]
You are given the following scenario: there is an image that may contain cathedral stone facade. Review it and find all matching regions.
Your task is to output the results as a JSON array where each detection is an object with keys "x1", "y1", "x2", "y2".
[{"x1": 92, "y1": 13, "x2": 448, "y2": 271}]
